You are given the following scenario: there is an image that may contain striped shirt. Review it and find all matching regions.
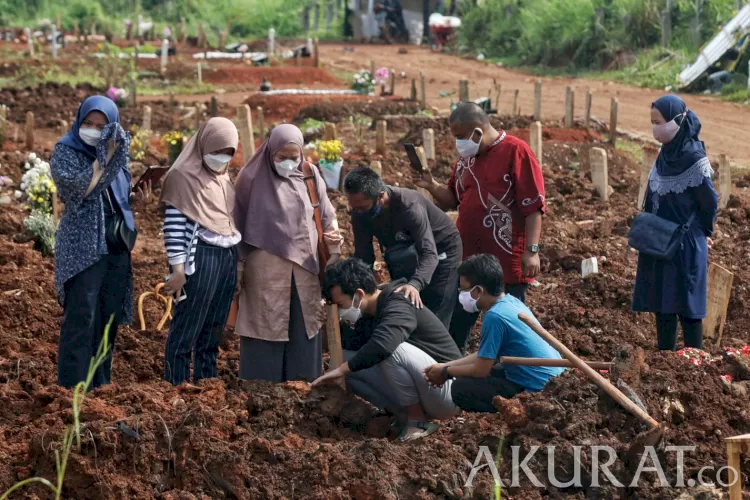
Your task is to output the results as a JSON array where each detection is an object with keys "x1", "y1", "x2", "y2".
[
  {"x1": 164, "y1": 205, "x2": 242, "y2": 275},
  {"x1": 164, "y1": 205, "x2": 199, "y2": 274}
]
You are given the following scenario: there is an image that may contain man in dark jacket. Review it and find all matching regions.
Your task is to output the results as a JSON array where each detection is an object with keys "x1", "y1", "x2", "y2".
[
  {"x1": 345, "y1": 166, "x2": 462, "y2": 330},
  {"x1": 313, "y1": 258, "x2": 462, "y2": 442}
]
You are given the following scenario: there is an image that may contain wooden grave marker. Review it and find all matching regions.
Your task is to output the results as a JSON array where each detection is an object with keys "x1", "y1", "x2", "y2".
[
  {"x1": 369, "y1": 160, "x2": 382, "y2": 177},
  {"x1": 237, "y1": 104, "x2": 255, "y2": 164},
  {"x1": 565, "y1": 86, "x2": 575, "y2": 128},
  {"x1": 25, "y1": 111, "x2": 34, "y2": 150},
  {"x1": 725, "y1": 434, "x2": 749, "y2": 500},
  {"x1": 704, "y1": 262, "x2": 734, "y2": 345},
  {"x1": 610, "y1": 97, "x2": 619, "y2": 145},
  {"x1": 719, "y1": 154, "x2": 732, "y2": 209},
  {"x1": 376, "y1": 120, "x2": 387, "y2": 155},
  {"x1": 530, "y1": 121, "x2": 543, "y2": 168},
  {"x1": 584, "y1": 91, "x2": 593, "y2": 128},
  {"x1": 415, "y1": 146, "x2": 433, "y2": 202},
  {"x1": 590, "y1": 147, "x2": 609, "y2": 201},
  {"x1": 326, "y1": 304, "x2": 343, "y2": 369},
  {"x1": 533, "y1": 80, "x2": 542, "y2": 121},
  {"x1": 637, "y1": 161, "x2": 651, "y2": 209},
  {"x1": 323, "y1": 122, "x2": 337, "y2": 141},
  {"x1": 142, "y1": 106, "x2": 152, "y2": 131},
  {"x1": 422, "y1": 128, "x2": 435, "y2": 161},
  {"x1": 257, "y1": 107, "x2": 265, "y2": 139}
]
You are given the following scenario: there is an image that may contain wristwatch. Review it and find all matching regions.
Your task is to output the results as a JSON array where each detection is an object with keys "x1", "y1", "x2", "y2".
[
  {"x1": 527, "y1": 244, "x2": 540, "y2": 254},
  {"x1": 441, "y1": 365, "x2": 451, "y2": 381}
]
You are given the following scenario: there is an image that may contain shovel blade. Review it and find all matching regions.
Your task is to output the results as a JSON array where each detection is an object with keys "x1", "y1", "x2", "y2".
[{"x1": 624, "y1": 423, "x2": 666, "y2": 466}]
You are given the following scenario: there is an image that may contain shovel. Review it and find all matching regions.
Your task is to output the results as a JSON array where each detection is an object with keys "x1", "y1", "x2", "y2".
[
  {"x1": 499, "y1": 356, "x2": 612, "y2": 370},
  {"x1": 518, "y1": 313, "x2": 665, "y2": 458}
]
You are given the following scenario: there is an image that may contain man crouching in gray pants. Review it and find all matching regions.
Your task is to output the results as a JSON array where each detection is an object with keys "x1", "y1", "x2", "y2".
[{"x1": 313, "y1": 258, "x2": 462, "y2": 442}]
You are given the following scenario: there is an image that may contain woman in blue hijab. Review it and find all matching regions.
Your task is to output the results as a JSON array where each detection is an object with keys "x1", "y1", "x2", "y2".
[
  {"x1": 51, "y1": 96, "x2": 148, "y2": 389},
  {"x1": 632, "y1": 95, "x2": 718, "y2": 351}
]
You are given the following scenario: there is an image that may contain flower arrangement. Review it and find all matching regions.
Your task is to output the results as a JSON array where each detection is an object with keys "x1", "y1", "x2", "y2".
[
  {"x1": 374, "y1": 67, "x2": 390, "y2": 85},
  {"x1": 24, "y1": 211, "x2": 57, "y2": 256},
  {"x1": 129, "y1": 125, "x2": 149, "y2": 162},
  {"x1": 106, "y1": 87, "x2": 129, "y2": 108},
  {"x1": 675, "y1": 347, "x2": 716, "y2": 367},
  {"x1": 350, "y1": 70, "x2": 375, "y2": 95},
  {"x1": 315, "y1": 140, "x2": 344, "y2": 190},
  {"x1": 17, "y1": 153, "x2": 56, "y2": 214},
  {"x1": 315, "y1": 140, "x2": 343, "y2": 162},
  {"x1": 162, "y1": 130, "x2": 184, "y2": 165},
  {"x1": 725, "y1": 346, "x2": 750, "y2": 357}
]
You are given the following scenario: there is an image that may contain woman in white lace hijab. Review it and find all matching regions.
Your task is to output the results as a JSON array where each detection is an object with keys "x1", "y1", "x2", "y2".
[{"x1": 632, "y1": 95, "x2": 718, "y2": 351}]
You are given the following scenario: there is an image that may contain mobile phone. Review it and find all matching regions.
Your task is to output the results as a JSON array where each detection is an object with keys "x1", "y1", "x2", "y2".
[
  {"x1": 403, "y1": 143, "x2": 425, "y2": 172},
  {"x1": 134, "y1": 165, "x2": 169, "y2": 191}
]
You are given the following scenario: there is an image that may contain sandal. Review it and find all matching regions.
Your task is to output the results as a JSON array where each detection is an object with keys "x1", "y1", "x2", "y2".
[{"x1": 397, "y1": 420, "x2": 440, "y2": 442}]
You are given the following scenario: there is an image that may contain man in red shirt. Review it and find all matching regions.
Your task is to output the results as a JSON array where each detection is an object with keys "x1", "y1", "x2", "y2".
[{"x1": 415, "y1": 102, "x2": 545, "y2": 351}]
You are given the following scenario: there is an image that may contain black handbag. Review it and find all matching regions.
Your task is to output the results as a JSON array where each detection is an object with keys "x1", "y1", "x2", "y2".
[
  {"x1": 104, "y1": 189, "x2": 137, "y2": 253},
  {"x1": 627, "y1": 211, "x2": 696, "y2": 260},
  {"x1": 383, "y1": 242, "x2": 419, "y2": 280}
]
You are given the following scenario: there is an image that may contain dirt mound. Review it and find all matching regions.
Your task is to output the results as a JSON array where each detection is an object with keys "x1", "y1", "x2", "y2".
[
  {"x1": 293, "y1": 98, "x2": 422, "y2": 123},
  {"x1": 205, "y1": 65, "x2": 343, "y2": 87},
  {"x1": 494, "y1": 350, "x2": 750, "y2": 497},
  {"x1": 0, "y1": 83, "x2": 102, "y2": 126}
]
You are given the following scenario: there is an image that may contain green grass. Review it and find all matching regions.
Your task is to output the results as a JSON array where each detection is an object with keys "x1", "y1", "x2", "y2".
[
  {"x1": 590, "y1": 48, "x2": 689, "y2": 89},
  {"x1": 615, "y1": 138, "x2": 647, "y2": 164}
]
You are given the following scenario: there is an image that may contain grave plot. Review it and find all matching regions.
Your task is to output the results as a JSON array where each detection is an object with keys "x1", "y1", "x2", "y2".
[{"x1": 0, "y1": 35, "x2": 749, "y2": 498}]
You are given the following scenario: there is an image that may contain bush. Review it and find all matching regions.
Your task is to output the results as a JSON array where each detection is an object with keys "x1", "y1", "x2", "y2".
[{"x1": 457, "y1": 0, "x2": 741, "y2": 69}]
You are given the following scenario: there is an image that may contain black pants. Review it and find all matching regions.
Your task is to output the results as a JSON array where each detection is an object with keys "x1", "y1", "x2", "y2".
[
  {"x1": 164, "y1": 242, "x2": 237, "y2": 386},
  {"x1": 655, "y1": 313, "x2": 703, "y2": 351},
  {"x1": 420, "y1": 239, "x2": 462, "y2": 330},
  {"x1": 451, "y1": 367, "x2": 524, "y2": 413},
  {"x1": 58, "y1": 252, "x2": 130, "y2": 389},
  {"x1": 449, "y1": 283, "x2": 528, "y2": 354},
  {"x1": 239, "y1": 276, "x2": 322, "y2": 382}
]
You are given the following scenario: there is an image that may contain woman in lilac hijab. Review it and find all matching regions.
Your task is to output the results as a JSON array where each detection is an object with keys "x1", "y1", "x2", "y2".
[{"x1": 234, "y1": 124, "x2": 342, "y2": 382}]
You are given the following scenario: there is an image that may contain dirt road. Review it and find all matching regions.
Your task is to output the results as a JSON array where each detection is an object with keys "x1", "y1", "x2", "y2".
[{"x1": 321, "y1": 43, "x2": 750, "y2": 166}]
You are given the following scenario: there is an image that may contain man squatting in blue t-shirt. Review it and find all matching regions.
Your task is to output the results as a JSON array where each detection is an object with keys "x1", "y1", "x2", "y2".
[{"x1": 424, "y1": 254, "x2": 565, "y2": 412}]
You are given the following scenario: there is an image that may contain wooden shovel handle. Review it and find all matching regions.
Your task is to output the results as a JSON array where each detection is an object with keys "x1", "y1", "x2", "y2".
[
  {"x1": 518, "y1": 313, "x2": 660, "y2": 429},
  {"x1": 500, "y1": 356, "x2": 612, "y2": 370}
]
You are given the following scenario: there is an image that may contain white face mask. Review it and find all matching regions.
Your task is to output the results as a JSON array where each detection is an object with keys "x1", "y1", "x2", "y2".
[
  {"x1": 203, "y1": 153, "x2": 232, "y2": 172},
  {"x1": 455, "y1": 128, "x2": 483, "y2": 158},
  {"x1": 652, "y1": 112, "x2": 686, "y2": 144},
  {"x1": 79, "y1": 127, "x2": 102, "y2": 147},
  {"x1": 274, "y1": 159, "x2": 299, "y2": 178},
  {"x1": 458, "y1": 286, "x2": 480, "y2": 313},
  {"x1": 339, "y1": 293, "x2": 362, "y2": 325}
]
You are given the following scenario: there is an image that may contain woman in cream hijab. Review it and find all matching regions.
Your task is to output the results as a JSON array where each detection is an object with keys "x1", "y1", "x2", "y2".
[
  {"x1": 234, "y1": 124, "x2": 342, "y2": 382},
  {"x1": 160, "y1": 117, "x2": 240, "y2": 386}
]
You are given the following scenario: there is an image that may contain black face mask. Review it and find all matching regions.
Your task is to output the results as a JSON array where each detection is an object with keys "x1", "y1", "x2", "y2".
[{"x1": 354, "y1": 197, "x2": 383, "y2": 219}]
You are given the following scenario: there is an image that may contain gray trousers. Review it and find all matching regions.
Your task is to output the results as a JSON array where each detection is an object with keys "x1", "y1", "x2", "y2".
[{"x1": 345, "y1": 343, "x2": 459, "y2": 420}]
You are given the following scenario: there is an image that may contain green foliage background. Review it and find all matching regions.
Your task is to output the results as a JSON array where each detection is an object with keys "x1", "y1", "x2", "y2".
[
  {"x1": 0, "y1": 0, "x2": 343, "y2": 41},
  {"x1": 459, "y1": 0, "x2": 742, "y2": 68}
]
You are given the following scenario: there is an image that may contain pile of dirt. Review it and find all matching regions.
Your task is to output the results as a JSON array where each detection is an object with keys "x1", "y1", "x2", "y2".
[
  {"x1": 293, "y1": 98, "x2": 422, "y2": 123},
  {"x1": 204, "y1": 66, "x2": 344, "y2": 87},
  {"x1": 494, "y1": 349, "x2": 750, "y2": 497},
  {"x1": 0, "y1": 83, "x2": 101, "y2": 125}
]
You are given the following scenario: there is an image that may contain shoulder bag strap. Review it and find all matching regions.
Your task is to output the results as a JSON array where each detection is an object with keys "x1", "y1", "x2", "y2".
[{"x1": 300, "y1": 161, "x2": 331, "y2": 275}]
